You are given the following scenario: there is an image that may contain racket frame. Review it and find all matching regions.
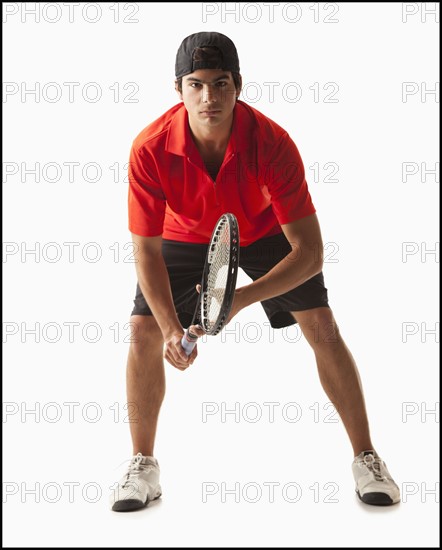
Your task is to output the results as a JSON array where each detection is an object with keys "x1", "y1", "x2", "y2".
[{"x1": 181, "y1": 213, "x2": 239, "y2": 353}]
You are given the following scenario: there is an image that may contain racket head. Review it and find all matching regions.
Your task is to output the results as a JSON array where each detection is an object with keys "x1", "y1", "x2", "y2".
[{"x1": 200, "y1": 213, "x2": 239, "y2": 335}]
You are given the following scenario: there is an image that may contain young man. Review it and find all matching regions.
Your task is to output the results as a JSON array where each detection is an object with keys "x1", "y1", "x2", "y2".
[{"x1": 110, "y1": 32, "x2": 400, "y2": 511}]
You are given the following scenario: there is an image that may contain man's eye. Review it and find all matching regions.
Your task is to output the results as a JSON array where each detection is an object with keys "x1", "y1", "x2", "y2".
[
  {"x1": 217, "y1": 82, "x2": 228, "y2": 87},
  {"x1": 190, "y1": 83, "x2": 202, "y2": 88}
]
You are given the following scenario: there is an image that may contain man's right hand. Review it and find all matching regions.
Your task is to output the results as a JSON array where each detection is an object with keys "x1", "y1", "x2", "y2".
[{"x1": 163, "y1": 331, "x2": 198, "y2": 371}]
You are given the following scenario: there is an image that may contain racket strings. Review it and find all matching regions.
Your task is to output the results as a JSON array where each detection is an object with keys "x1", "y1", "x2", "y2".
[{"x1": 204, "y1": 220, "x2": 231, "y2": 330}]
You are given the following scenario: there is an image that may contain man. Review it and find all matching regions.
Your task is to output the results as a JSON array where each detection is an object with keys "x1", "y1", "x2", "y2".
[{"x1": 110, "y1": 32, "x2": 400, "y2": 511}]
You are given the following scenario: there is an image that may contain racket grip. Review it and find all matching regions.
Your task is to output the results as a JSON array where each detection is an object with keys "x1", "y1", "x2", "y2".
[{"x1": 181, "y1": 328, "x2": 198, "y2": 355}]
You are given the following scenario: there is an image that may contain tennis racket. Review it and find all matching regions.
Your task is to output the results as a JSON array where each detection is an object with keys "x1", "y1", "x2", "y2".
[{"x1": 181, "y1": 213, "x2": 240, "y2": 355}]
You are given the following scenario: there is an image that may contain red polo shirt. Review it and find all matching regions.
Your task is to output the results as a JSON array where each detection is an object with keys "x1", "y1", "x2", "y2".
[{"x1": 128, "y1": 100, "x2": 315, "y2": 246}]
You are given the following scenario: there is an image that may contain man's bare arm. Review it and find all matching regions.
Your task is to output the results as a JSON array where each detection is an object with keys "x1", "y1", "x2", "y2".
[
  {"x1": 132, "y1": 233, "x2": 184, "y2": 340},
  {"x1": 238, "y1": 213, "x2": 324, "y2": 308},
  {"x1": 131, "y1": 233, "x2": 199, "y2": 370}
]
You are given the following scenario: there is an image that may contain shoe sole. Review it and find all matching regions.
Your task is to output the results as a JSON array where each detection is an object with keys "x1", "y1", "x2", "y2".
[
  {"x1": 356, "y1": 490, "x2": 398, "y2": 506},
  {"x1": 112, "y1": 490, "x2": 162, "y2": 512}
]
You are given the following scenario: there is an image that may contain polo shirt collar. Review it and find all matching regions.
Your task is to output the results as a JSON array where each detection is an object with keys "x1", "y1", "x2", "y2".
[{"x1": 165, "y1": 101, "x2": 251, "y2": 157}]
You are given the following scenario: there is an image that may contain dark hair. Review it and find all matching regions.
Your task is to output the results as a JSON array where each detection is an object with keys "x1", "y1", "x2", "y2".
[{"x1": 175, "y1": 46, "x2": 241, "y2": 95}]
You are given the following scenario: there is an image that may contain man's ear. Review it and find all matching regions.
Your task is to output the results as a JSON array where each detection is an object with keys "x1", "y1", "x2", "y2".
[{"x1": 174, "y1": 81, "x2": 183, "y2": 101}]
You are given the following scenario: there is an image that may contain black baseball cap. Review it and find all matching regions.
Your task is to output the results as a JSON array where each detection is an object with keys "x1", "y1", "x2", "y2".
[{"x1": 175, "y1": 32, "x2": 240, "y2": 79}]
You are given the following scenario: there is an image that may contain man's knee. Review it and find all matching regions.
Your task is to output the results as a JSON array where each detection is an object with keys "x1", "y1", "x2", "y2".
[
  {"x1": 292, "y1": 307, "x2": 341, "y2": 347},
  {"x1": 128, "y1": 315, "x2": 164, "y2": 356}
]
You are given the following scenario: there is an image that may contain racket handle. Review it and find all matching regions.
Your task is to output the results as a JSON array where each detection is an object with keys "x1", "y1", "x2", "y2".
[{"x1": 181, "y1": 328, "x2": 198, "y2": 355}]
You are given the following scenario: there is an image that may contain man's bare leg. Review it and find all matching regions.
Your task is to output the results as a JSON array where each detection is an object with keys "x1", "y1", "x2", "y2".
[
  {"x1": 292, "y1": 307, "x2": 374, "y2": 456},
  {"x1": 126, "y1": 315, "x2": 165, "y2": 457}
]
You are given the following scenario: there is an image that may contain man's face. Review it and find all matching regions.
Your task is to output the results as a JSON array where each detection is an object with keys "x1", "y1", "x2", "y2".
[{"x1": 176, "y1": 69, "x2": 241, "y2": 130}]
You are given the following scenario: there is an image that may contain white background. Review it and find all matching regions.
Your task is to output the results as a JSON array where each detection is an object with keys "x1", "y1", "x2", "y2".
[{"x1": 3, "y1": 2, "x2": 439, "y2": 547}]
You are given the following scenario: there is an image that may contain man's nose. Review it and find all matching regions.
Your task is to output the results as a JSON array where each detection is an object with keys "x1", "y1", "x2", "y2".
[{"x1": 202, "y1": 84, "x2": 217, "y2": 103}]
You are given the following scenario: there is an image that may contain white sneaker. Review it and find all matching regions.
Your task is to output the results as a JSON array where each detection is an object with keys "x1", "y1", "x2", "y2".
[
  {"x1": 352, "y1": 450, "x2": 400, "y2": 506},
  {"x1": 110, "y1": 453, "x2": 162, "y2": 512}
]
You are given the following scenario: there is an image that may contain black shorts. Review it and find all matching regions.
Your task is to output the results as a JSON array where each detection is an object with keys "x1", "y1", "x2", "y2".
[{"x1": 131, "y1": 232, "x2": 329, "y2": 329}]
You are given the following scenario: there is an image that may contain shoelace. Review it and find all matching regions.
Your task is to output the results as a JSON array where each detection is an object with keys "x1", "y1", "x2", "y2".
[
  {"x1": 359, "y1": 454, "x2": 386, "y2": 482},
  {"x1": 121, "y1": 452, "x2": 154, "y2": 489}
]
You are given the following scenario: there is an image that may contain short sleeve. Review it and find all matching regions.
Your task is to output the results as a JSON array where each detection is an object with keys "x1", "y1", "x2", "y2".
[
  {"x1": 128, "y1": 144, "x2": 166, "y2": 236},
  {"x1": 264, "y1": 132, "x2": 316, "y2": 225}
]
